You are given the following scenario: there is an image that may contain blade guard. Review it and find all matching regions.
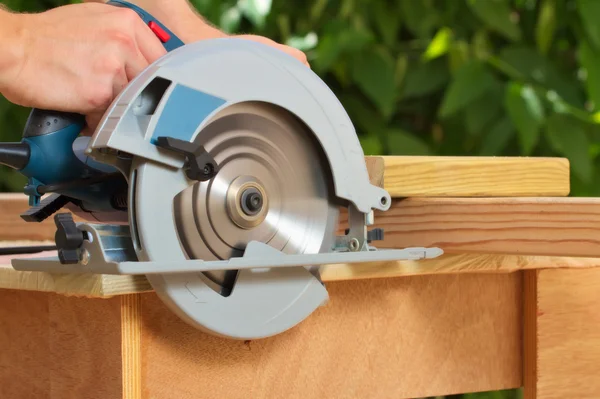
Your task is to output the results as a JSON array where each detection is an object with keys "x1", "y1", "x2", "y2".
[{"x1": 86, "y1": 38, "x2": 390, "y2": 214}]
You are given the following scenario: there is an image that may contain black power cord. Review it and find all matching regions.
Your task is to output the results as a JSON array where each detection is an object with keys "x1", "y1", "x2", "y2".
[{"x1": 0, "y1": 245, "x2": 57, "y2": 256}]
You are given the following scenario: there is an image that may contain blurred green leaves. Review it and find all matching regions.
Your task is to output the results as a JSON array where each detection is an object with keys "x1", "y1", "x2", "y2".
[
  {"x1": 468, "y1": 0, "x2": 521, "y2": 41},
  {"x1": 352, "y1": 48, "x2": 397, "y2": 119},
  {"x1": 546, "y1": 113, "x2": 593, "y2": 183},
  {"x1": 505, "y1": 82, "x2": 544, "y2": 154},
  {"x1": 439, "y1": 61, "x2": 496, "y2": 118},
  {"x1": 577, "y1": 0, "x2": 600, "y2": 50},
  {"x1": 535, "y1": 0, "x2": 556, "y2": 54}
]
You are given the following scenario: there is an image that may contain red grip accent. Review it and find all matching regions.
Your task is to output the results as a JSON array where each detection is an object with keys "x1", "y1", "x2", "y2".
[{"x1": 148, "y1": 21, "x2": 170, "y2": 43}]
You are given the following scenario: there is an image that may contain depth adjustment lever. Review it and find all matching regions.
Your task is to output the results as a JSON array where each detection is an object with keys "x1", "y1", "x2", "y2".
[{"x1": 155, "y1": 136, "x2": 219, "y2": 181}]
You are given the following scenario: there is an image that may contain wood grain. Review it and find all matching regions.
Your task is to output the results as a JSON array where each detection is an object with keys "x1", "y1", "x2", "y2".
[
  {"x1": 0, "y1": 262, "x2": 152, "y2": 297},
  {"x1": 321, "y1": 253, "x2": 600, "y2": 281},
  {"x1": 351, "y1": 197, "x2": 600, "y2": 257},
  {"x1": 0, "y1": 290, "x2": 51, "y2": 398},
  {"x1": 0, "y1": 290, "x2": 122, "y2": 398},
  {"x1": 49, "y1": 293, "x2": 122, "y2": 399},
  {"x1": 381, "y1": 156, "x2": 570, "y2": 197},
  {"x1": 5, "y1": 196, "x2": 600, "y2": 258},
  {"x1": 140, "y1": 274, "x2": 523, "y2": 399},
  {"x1": 524, "y1": 268, "x2": 600, "y2": 399},
  {"x1": 122, "y1": 295, "x2": 142, "y2": 399},
  {"x1": 365, "y1": 156, "x2": 384, "y2": 188}
]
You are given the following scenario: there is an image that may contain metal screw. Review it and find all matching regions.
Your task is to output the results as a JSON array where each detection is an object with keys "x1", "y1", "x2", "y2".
[
  {"x1": 81, "y1": 249, "x2": 90, "y2": 266},
  {"x1": 349, "y1": 238, "x2": 360, "y2": 251}
]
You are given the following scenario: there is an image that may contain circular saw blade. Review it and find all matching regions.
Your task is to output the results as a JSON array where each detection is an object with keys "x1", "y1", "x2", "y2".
[
  {"x1": 172, "y1": 102, "x2": 338, "y2": 294},
  {"x1": 132, "y1": 101, "x2": 339, "y2": 339}
]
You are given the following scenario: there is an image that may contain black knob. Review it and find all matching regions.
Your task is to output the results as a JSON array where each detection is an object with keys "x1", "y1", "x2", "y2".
[
  {"x1": 154, "y1": 136, "x2": 218, "y2": 181},
  {"x1": 367, "y1": 228, "x2": 385, "y2": 243},
  {"x1": 54, "y1": 213, "x2": 86, "y2": 264}
]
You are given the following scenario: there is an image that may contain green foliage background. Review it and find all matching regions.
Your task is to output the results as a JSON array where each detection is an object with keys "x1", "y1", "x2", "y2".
[
  {"x1": 0, "y1": 0, "x2": 596, "y2": 396},
  {"x1": 2, "y1": 0, "x2": 600, "y2": 198}
]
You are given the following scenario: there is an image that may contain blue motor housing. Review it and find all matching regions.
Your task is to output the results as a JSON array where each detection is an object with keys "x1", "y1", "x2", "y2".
[{"x1": 0, "y1": 109, "x2": 128, "y2": 220}]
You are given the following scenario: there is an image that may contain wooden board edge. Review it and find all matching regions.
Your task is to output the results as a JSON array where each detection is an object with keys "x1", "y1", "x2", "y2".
[
  {"x1": 380, "y1": 156, "x2": 570, "y2": 197},
  {"x1": 2, "y1": 253, "x2": 600, "y2": 297}
]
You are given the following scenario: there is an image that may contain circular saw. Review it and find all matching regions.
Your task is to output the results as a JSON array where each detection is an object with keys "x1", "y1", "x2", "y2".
[{"x1": 4, "y1": 1, "x2": 442, "y2": 340}]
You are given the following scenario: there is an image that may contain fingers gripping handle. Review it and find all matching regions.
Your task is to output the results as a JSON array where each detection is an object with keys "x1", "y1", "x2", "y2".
[
  {"x1": 12, "y1": 2, "x2": 184, "y2": 207},
  {"x1": 27, "y1": 1, "x2": 184, "y2": 142}
]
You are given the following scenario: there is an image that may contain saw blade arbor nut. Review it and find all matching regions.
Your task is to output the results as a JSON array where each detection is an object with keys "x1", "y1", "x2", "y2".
[
  {"x1": 226, "y1": 176, "x2": 269, "y2": 229},
  {"x1": 240, "y1": 187, "x2": 263, "y2": 216}
]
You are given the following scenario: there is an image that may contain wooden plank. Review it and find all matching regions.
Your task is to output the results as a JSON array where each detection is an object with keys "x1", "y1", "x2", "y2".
[
  {"x1": 0, "y1": 155, "x2": 569, "y2": 241},
  {"x1": 140, "y1": 274, "x2": 523, "y2": 398},
  {"x1": 0, "y1": 262, "x2": 152, "y2": 297},
  {"x1": 4, "y1": 196, "x2": 600, "y2": 257},
  {"x1": 4, "y1": 193, "x2": 600, "y2": 296},
  {"x1": 381, "y1": 156, "x2": 570, "y2": 197},
  {"x1": 322, "y1": 253, "x2": 600, "y2": 281},
  {"x1": 0, "y1": 275, "x2": 523, "y2": 398},
  {"x1": 0, "y1": 290, "x2": 51, "y2": 398},
  {"x1": 0, "y1": 290, "x2": 123, "y2": 398},
  {"x1": 2, "y1": 251, "x2": 599, "y2": 297},
  {"x1": 523, "y1": 268, "x2": 600, "y2": 399},
  {"x1": 358, "y1": 197, "x2": 600, "y2": 257}
]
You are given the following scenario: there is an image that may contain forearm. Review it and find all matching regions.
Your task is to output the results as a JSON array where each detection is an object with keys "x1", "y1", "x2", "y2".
[
  {"x1": 84, "y1": 0, "x2": 227, "y2": 43},
  {"x1": 0, "y1": 7, "x2": 26, "y2": 93}
]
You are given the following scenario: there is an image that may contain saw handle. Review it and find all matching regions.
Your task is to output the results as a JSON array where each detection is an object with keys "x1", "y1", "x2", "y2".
[{"x1": 0, "y1": 0, "x2": 184, "y2": 212}]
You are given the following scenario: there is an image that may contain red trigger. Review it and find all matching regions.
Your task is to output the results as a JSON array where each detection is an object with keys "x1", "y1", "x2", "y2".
[{"x1": 148, "y1": 21, "x2": 170, "y2": 43}]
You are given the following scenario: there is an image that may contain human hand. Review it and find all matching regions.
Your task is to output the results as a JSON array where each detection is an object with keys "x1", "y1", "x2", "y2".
[
  {"x1": 81, "y1": 0, "x2": 310, "y2": 67},
  {"x1": 235, "y1": 35, "x2": 309, "y2": 67},
  {"x1": 0, "y1": 3, "x2": 166, "y2": 130}
]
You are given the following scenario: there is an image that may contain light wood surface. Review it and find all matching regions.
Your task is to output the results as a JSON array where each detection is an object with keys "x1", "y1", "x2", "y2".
[
  {"x1": 5, "y1": 196, "x2": 600, "y2": 257},
  {"x1": 381, "y1": 156, "x2": 570, "y2": 197},
  {"x1": 0, "y1": 290, "x2": 123, "y2": 399},
  {"x1": 0, "y1": 261, "x2": 152, "y2": 297},
  {"x1": 364, "y1": 196, "x2": 600, "y2": 257},
  {"x1": 524, "y1": 268, "x2": 600, "y2": 399},
  {"x1": 122, "y1": 295, "x2": 142, "y2": 399},
  {"x1": 139, "y1": 274, "x2": 522, "y2": 399},
  {"x1": 0, "y1": 275, "x2": 523, "y2": 399}
]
